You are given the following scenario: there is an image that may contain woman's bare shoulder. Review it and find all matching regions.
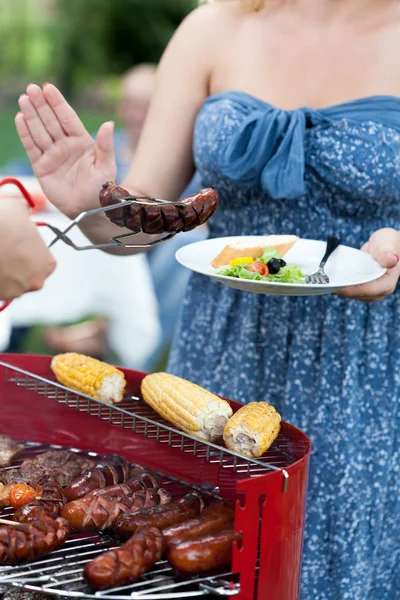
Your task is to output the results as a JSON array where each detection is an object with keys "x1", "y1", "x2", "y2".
[
  {"x1": 160, "y1": 2, "x2": 243, "y2": 83},
  {"x1": 178, "y1": 1, "x2": 244, "y2": 40}
]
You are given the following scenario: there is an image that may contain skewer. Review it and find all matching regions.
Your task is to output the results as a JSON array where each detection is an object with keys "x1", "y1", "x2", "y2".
[{"x1": 0, "y1": 518, "x2": 18, "y2": 526}]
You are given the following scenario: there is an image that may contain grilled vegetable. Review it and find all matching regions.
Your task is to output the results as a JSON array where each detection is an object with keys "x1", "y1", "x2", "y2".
[
  {"x1": 10, "y1": 484, "x2": 37, "y2": 509},
  {"x1": 51, "y1": 353, "x2": 126, "y2": 405},
  {"x1": 223, "y1": 402, "x2": 281, "y2": 458},
  {"x1": 141, "y1": 373, "x2": 233, "y2": 442}
]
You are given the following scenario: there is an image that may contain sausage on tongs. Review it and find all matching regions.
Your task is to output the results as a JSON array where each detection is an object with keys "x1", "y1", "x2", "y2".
[
  {"x1": 0, "y1": 517, "x2": 70, "y2": 565},
  {"x1": 84, "y1": 525, "x2": 164, "y2": 590},
  {"x1": 113, "y1": 491, "x2": 204, "y2": 540},
  {"x1": 99, "y1": 183, "x2": 219, "y2": 235},
  {"x1": 64, "y1": 454, "x2": 132, "y2": 501},
  {"x1": 62, "y1": 487, "x2": 172, "y2": 532}
]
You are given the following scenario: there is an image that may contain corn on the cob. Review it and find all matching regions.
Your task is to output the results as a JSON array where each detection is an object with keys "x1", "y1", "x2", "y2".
[
  {"x1": 51, "y1": 353, "x2": 126, "y2": 405},
  {"x1": 141, "y1": 373, "x2": 233, "y2": 442},
  {"x1": 223, "y1": 402, "x2": 281, "y2": 458}
]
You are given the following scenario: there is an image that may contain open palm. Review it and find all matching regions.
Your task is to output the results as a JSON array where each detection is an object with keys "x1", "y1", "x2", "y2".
[{"x1": 15, "y1": 84, "x2": 117, "y2": 218}]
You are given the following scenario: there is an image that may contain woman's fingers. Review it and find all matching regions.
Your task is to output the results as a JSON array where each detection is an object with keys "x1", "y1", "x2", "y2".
[
  {"x1": 26, "y1": 84, "x2": 65, "y2": 141},
  {"x1": 18, "y1": 93, "x2": 54, "y2": 152},
  {"x1": 43, "y1": 83, "x2": 89, "y2": 137},
  {"x1": 367, "y1": 228, "x2": 400, "y2": 267},
  {"x1": 95, "y1": 121, "x2": 116, "y2": 171},
  {"x1": 15, "y1": 112, "x2": 43, "y2": 164},
  {"x1": 336, "y1": 262, "x2": 400, "y2": 301}
]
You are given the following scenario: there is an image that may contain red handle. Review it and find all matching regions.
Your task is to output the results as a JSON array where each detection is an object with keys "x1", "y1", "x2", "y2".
[
  {"x1": 0, "y1": 177, "x2": 35, "y2": 209},
  {"x1": 0, "y1": 177, "x2": 39, "y2": 313}
]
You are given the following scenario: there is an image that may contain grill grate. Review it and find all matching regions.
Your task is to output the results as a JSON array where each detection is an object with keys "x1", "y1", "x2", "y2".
[
  {"x1": 0, "y1": 444, "x2": 240, "y2": 599},
  {"x1": 0, "y1": 361, "x2": 308, "y2": 486}
]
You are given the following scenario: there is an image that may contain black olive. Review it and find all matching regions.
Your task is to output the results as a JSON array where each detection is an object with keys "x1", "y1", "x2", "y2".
[
  {"x1": 278, "y1": 259, "x2": 287, "y2": 268},
  {"x1": 267, "y1": 258, "x2": 283, "y2": 274}
]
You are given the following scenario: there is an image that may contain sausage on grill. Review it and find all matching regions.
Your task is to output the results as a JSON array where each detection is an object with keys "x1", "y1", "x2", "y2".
[
  {"x1": 64, "y1": 454, "x2": 131, "y2": 501},
  {"x1": 62, "y1": 488, "x2": 172, "y2": 532},
  {"x1": 84, "y1": 526, "x2": 165, "y2": 590},
  {"x1": 0, "y1": 517, "x2": 70, "y2": 564},
  {"x1": 113, "y1": 492, "x2": 204, "y2": 540},
  {"x1": 163, "y1": 500, "x2": 235, "y2": 546},
  {"x1": 99, "y1": 182, "x2": 219, "y2": 235},
  {"x1": 13, "y1": 477, "x2": 65, "y2": 523},
  {"x1": 167, "y1": 530, "x2": 243, "y2": 576}
]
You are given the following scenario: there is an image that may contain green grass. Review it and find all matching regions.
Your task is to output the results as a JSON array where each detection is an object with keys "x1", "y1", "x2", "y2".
[{"x1": 0, "y1": 109, "x2": 119, "y2": 168}]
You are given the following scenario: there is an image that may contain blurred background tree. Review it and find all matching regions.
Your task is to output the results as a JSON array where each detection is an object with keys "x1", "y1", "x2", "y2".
[
  {"x1": 0, "y1": 0, "x2": 195, "y2": 166},
  {"x1": 56, "y1": 0, "x2": 196, "y2": 100}
]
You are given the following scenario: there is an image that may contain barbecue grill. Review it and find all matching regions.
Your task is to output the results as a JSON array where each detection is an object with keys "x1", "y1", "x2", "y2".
[{"x1": 0, "y1": 354, "x2": 311, "y2": 600}]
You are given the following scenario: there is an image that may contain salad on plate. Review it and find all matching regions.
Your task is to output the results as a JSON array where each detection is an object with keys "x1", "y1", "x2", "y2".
[{"x1": 213, "y1": 235, "x2": 305, "y2": 284}]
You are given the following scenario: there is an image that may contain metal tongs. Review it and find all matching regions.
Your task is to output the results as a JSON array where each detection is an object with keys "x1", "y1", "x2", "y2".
[
  {"x1": 48, "y1": 195, "x2": 187, "y2": 252},
  {"x1": 0, "y1": 177, "x2": 185, "y2": 312}
]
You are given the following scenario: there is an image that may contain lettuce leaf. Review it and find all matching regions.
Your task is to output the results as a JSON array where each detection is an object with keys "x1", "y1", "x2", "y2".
[
  {"x1": 217, "y1": 265, "x2": 265, "y2": 280},
  {"x1": 267, "y1": 265, "x2": 305, "y2": 284},
  {"x1": 259, "y1": 246, "x2": 282, "y2": 264}
]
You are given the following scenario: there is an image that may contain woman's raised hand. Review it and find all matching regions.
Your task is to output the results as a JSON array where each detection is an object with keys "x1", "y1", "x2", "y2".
[{"x1": 15, "y1": 83, "x2": 117, "y2": 219}]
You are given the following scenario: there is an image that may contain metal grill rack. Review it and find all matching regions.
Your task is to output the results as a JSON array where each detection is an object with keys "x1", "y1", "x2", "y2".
[
  {"x1": 0, "y1": 443, "x2": 240, "y2": 599},
  {"x1": 0, "y1": 361, "x2": 308, "y2": 490}
]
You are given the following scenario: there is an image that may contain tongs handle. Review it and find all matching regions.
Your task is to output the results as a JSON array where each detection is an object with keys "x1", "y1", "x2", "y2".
[{"x1": 0, "y1": 177, "x2": 51, "y2": 313}]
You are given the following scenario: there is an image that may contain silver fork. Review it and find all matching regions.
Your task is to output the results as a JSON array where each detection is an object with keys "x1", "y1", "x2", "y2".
[{"x1": 305, "y1": 236, "x2": 341, "y2": 284}]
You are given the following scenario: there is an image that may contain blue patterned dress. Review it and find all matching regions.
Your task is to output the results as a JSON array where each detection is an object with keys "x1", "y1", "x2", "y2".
[{"x1": 168, "y1": 92, "x2": 400, "y2": 600}]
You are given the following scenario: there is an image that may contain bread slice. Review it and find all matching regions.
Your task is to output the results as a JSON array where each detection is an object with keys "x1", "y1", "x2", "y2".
[{"x1": 212, "y1": 235, "x2": 298, "y2": 268}]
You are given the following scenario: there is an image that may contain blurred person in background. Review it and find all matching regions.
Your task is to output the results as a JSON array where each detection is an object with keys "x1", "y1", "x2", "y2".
[{"x1": 114, "y1": 64, "x2": 157, "y2": 183}]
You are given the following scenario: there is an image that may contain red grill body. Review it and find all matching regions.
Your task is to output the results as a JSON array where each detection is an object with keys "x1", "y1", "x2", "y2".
[{"x1": 0, "y1": 354, "x2": 311, "y2": 600}]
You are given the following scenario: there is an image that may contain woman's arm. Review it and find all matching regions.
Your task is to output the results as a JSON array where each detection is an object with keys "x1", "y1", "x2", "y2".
[{"x1": 16, "y1": 7, "x2": 219, "y2": 255}]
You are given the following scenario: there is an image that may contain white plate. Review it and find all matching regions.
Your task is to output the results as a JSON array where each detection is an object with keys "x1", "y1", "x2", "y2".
[{"x1": 175, "y1": 236, "x2": 386, "y2": 296}]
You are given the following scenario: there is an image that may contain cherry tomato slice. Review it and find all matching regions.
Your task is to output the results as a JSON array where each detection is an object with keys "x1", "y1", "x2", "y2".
[
  {"x1": 246, "y1": 262, "x2": 269, "y2": 277},
  {"x1": 10, "y1": 484, "x2": 37, "y2": 508}
]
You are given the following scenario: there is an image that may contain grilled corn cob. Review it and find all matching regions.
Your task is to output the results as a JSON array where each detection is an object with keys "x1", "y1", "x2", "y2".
[
  {"x1": 223, "y1": 402, "x2": 281, "y2": 458},
  {"x1": 141, "y1": 373, "x2": 233, "y2": 442},
  {"x1": 51, "y1": 353, "x2": 126, "y2": 405}
]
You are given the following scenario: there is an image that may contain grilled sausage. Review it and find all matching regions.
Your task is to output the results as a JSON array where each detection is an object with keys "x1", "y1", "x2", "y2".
[
  {"x1": 167, "y1": 530, "x2": 243, "y2": 576},
  {"x1": 14, "y1": 477, "x2": 65, "y2": 523},
  {"x1": 64, "y1": 454, "x2": 131, "y2": 501},
  {"x1": 163, "y1": 500, "x2": 235, "y2": 546},
  {"x1": 84, "y1": 526, "x2": 164, "y2": 590},
  {"x1": 114, "y1": 492, "x2": 204, "y2": 540},
  {"x1": 99, "y1": 182, "x2": 219, "y2": 235},
  {"x1": 71, "y1": 467, "x2": 159, "y2": 503},
  {"x1": 62, "y1": 488, "x2": 172, "y2": 532},
  {"x1": 0, "y1": 517, "x2": 70, "y2": 564},
  {"x1": 129, "y1": 467, "x2": 159, "y2": 490}
]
